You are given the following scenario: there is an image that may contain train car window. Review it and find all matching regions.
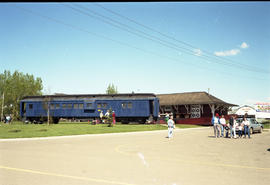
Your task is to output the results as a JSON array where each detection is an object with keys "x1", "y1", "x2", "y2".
[
  {"x1": 29, "y1": 104, "x2": 33, "y2": 109},
  {"x1": 121, "y1": 103, "x2": 127, "y2": 109},
  {"x1": 86, "y1": 103, "x2": 92, "y2": 108},
  {"x1": 128, "y1": 102, "x2": 132, "y2": 109},
  {"x1": 55, "y1": 104, "x2": 60, "y2": 109},
  {"x1": 97, "y1": 103, "x2": 102, "y2": 108},
  {"x1": 78, "y1": 104, "x2": 83, "y2": 109},
  {"x1": 42, "y1": 103, "x2": 48, "y2": 109},
  {"x1": 62, "y1": 104, "x2": 67, "y2": 109},
  {"x1": 74, "y1": 104, "x2": 78, "y2": 109},
  {"x1": 102, "y1": 103, "x2": 107, "y2": 108},
  {"x1": 67, "y1": 104, "x2": 72, "y2": 109},
  {"x1": 50, "y1": 103, "x2": 55, "y2": 109}
]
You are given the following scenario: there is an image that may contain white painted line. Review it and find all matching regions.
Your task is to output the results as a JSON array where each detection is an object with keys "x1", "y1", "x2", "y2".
[{"x1": 137, "y1": 152, "x2": 149, "y2": 167}]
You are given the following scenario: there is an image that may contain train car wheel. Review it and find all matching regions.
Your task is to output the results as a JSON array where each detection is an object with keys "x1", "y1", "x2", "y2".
[{"x1": 53, "y1": 117, "x2": 59, "y2": 124}]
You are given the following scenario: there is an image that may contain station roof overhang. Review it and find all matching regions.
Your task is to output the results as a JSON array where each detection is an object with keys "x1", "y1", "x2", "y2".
[{"x1": 157, "y1": 91, "x2": 238, "y2": 107}]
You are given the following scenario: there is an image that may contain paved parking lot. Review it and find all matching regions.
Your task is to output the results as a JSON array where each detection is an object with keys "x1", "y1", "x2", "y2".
[{"x1": 0, "y1": 127, "x2": 269, "y2": 185}]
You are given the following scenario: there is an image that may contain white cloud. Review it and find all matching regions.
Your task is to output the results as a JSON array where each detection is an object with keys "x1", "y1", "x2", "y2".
[
  {"x1": 240, "y1": 42, "x2": 249, "y2": 49},
  {"x1": 214, "y1": 42, "x2": 249, "y2": 57},
  {"x1": 194, "y1": 49, "x2": 202, "y2": 56},
  {"x1": 214, "y1": 49, "x2": 240, "y2": 56}
]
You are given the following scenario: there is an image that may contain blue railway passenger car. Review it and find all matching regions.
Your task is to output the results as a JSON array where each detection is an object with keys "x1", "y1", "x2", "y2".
[{"x1": 20, "y1": 93, "x2": 159, "y2": 124}]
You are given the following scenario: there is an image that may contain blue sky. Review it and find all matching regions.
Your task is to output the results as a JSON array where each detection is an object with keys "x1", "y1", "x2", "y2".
[{"x1": 0, "y1": 2, "x2": 270, "y2": 106}]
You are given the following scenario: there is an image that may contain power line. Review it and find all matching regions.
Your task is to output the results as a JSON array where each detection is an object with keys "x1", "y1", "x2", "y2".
[
  {"x1": 65, "y1": 4, "x2": 248, "y2": 71},
  {"x1": 64, "y1": 3, "x2": 251, "y2": 72},
  {"x1": 62, "y1": 4, "x2": 197, "y2": 56},
  {"x1": 12, "y1": 5, "x2": 203, "y2": 68},
  {"x1": 93, "y1": 3, "x2": 270, "y2": 75},
  {"x1": 13, "y1": 5, "x2": 268, "y2": 82}
]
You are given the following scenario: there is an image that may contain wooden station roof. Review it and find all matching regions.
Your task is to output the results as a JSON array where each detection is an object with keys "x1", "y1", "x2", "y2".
[{"x1": 157, "y1": 92, "x2": 237, "y2": 106}]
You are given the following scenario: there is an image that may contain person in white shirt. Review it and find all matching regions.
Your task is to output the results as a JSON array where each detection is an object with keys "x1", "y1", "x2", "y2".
[
  {"x1": 243, "y1": 118, "x2": 251, "y2": 139},
  {"x1": 105, "y1": 110, "x2": 110, "y2": 117},
  {"x1": 99, "y1": 110, "x2": 104, "y2": 123},
  {"x1": 6, "y1": 115, "x2": 11, "y2": 124},
  {"x1": 232, "y1": 116, "x2": 237, "y2": 139},
  {"x1": 219, "y1": 115, "x2": 226, "y2": 137},
  {"x1": 167, "y1": 116, "x2": 175, "y2": 139}
]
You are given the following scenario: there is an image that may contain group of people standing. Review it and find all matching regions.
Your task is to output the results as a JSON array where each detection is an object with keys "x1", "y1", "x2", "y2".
[
  {"x1": 99, "y1": 109, "x2": 116, "y2": 124},
  {"x1": 212, "y1": 113, "x2": 251, "y2": 139}
]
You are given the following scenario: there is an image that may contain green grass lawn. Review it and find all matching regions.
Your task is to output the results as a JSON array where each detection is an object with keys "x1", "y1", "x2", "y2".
[
  {"x1": 262, "y1": 121, "x2": 270, "y2": 129},
  {"x1": 0, "y1": 121, "x2": 205, "y2": 139},
  {"x1": 0, "y1": 121, "x2": 167, "y2": 139}
]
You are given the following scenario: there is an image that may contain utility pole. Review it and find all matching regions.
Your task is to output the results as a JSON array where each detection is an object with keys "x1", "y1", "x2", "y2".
[
  {"x1": 208, "y1": 88, "x2": 210, "y2": 95},
  {"x1": 47, "y1": 102, "x2": 50, "y2": 125},
  {"x1": 47, "y1": 96, "x2": 51, "y2": 125},
  {"x1": 1, "y1": 93, "x2": 4, "y2": 122}
]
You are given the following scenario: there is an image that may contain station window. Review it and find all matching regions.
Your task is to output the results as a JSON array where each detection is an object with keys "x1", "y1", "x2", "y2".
[{"x1": 29, "y1": 104, "x2": 33, "y2": 109}]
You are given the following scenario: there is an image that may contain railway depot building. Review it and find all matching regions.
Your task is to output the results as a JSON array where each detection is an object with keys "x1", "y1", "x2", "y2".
[{"x1": 157, "y1": 92, "x2": 237, "y2": 125}]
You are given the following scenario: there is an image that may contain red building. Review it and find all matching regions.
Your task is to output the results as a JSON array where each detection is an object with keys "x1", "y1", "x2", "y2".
[{"x1": 157, "y1": 92, "x2": 237, "y2": 125}]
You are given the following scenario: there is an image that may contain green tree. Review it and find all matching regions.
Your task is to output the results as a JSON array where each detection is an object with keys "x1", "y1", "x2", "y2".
[
  {"x1": 106, "y1": 83, "x2": 118, "y2": 94},
  {"x1": 0, "y1": 70, "x2": 43, "y2": 120}
]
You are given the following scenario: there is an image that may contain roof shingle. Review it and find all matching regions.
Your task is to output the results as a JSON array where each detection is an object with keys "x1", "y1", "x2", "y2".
[{"x1": 157, "y1": 91, "x2": 237, "y2": 106}]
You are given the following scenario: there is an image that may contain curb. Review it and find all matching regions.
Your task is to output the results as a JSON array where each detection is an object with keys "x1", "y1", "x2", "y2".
[{"x1": 0, "y1": 127, "x2": 209, "y2": 142}]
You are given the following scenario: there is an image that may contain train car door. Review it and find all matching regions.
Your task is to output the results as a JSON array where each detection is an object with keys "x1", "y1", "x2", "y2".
[
  {"x1": 20, "y1": 101, "x2": 26, "y2": 118},
  {"x1": 149, "y1": 100, "x2": 154, "y2": 115}
]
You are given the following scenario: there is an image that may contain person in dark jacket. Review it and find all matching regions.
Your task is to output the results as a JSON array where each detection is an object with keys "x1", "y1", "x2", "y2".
[{"x1": 229, "y1": 115, "x2": 235, "y2": 138}]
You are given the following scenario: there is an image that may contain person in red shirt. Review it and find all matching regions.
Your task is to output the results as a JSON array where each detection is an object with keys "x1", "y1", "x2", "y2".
[{"x1": 112, "y1": 111, "x2": 116, "y2": 125}]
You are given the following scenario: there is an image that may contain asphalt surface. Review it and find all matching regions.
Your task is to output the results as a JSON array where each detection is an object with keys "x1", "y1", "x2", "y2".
[{"x1": 0, "y1": 127, "x2": 270, "y2": 185}]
